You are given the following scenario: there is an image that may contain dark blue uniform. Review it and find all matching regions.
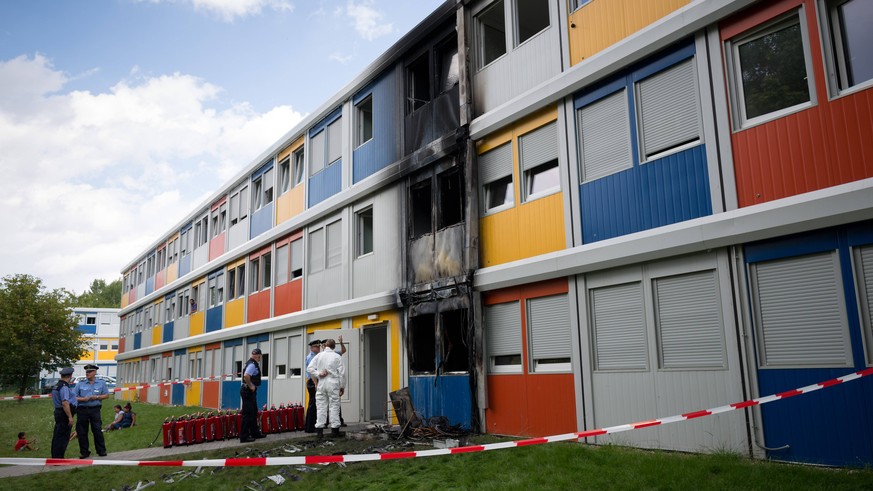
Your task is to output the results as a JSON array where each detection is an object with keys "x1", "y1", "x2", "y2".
[
  {"x1": 239, "y1": 358, "x2": 262, "y2": 441},
  {"x1": 51, "y1": 379, "x2": 77, "y2": 458},
  {"x1": 73, "y1": 377, "x2": 109, "y2": 458}
]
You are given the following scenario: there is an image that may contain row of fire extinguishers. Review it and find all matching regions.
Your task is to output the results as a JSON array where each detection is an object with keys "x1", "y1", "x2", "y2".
[{"x1": 161, "y1": 403, "x2": 306, "y2": 448}]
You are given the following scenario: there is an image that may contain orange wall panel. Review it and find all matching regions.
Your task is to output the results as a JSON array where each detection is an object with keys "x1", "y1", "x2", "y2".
[
  {"x1": 487, "y1": 373, "x2": 576, "y2": 437},
  {"x1": 247, "y1": 290, "x2": 271, "y2": 323},
  {"x1": 202, "y1": 380, "x2": 220, "y2": 409},
  {"x1": 274, "y1": 280, "x2": 302, "y2": 317},
  {"x1": 568, "y1": 0, "x2": 690, "y2": 66}
]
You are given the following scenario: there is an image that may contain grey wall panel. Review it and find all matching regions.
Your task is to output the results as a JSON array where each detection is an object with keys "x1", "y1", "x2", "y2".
[
  {"x1": 306, "y1": 266, "x2": 343, "y2": 308},
  {"x1": 353, "y1": 185, "x2": 402, "y2": 297},
  {"x1": 228, "y1": 218, "x2": 249, "y2": 250},
  {"x1": 173, "y1": 317, "x2": 189, "y2": 341},
  {"x1": 192, "y1": 244, "x2": 209, "y2": 271}
]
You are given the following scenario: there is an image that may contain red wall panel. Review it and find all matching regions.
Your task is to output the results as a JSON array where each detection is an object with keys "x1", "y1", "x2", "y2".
[
  {"x1": 274, "y1": 280, "x2": 302, "y2": 317},
  {"x1": 247, "y1": 290, "x2": 271, "y2": 323}
]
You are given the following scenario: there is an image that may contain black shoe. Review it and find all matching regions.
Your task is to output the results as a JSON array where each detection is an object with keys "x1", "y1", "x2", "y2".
[
  {"x1": 330, "y1": 428, "x2": 345, "y2": 438},
  {"x1": 239, "y1": 438, "x2": 256, "y2": 443},
  {"x1": 79, "y1": 453, "x2": 90, "y2": 459},
  {"x1": 253, "y1": 433, "x2": 267, "y2": 439},
  {"x1": 316, "y1": 428, "x2": 323, "y2": 440},
  {"x1": 98, "y1": 453, "x2": 107, "y2": 457}
]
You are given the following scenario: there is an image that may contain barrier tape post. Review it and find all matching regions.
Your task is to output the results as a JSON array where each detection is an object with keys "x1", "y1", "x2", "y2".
[{"x1": 2, "y1": 367, "x2": 871, "y2": 467}]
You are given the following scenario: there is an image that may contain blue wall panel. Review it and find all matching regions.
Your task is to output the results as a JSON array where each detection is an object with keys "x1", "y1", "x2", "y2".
[
  {"x1": 145, "y1": 277, "x2": 154, "y2": 295},
  {"x1": 205, "y1": 305, "x2": 223, "y2": 333},
  {"x1": 580, "y1": 145, "x2": 710, "y2": 243},
  {"x1": 179, "y1": 255, "x2": 191, "y2": 277},
  {"x1": 77, "y1": 325, "x2": 97, "y2": 335},
  {"x1": 745, "y1": 224, "x2": 873, "y2": 466},
  {"x1": 409, "y1": 375, "x2": 471, "y2": 429},
  {"x1": 353, "y1": 70, "x2": 398, "y2": 183},
  {"x1": 172, "y1": 384, "x2": 185, "y2": 406},
  {"x1": 221, "y1": 381, "x2": 240, "y2": 409},
  {"x1": 250, "y1": 203, "x2": 274, "y2": 239},
  {"x1": 162, "y1": 322, "x2": 174, "y2": 343},
  {"x1": 133, "y1": 332, "x2": 142, "y2": 350},
  {"x1": 308, "y1": 161, "x2": 342, "y2": 207}
]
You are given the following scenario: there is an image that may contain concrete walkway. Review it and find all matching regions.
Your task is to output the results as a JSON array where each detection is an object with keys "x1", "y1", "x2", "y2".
[{"x1": 0, "y1": 425, "x2": 367, "y2": 480}]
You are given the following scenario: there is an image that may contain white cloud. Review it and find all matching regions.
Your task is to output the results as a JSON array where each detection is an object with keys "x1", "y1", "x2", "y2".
[
  {"x1": 141, "y1": 0, "x2": 294, "y2": 22},
  {"x1": 0, "y1": 54, "x2": 304, "y2": 293},
  {"x1": 344, "y1": 0, "x2": 393, "y2": 41},
  {"x1": 329, "y1": 52, "x2": 353, "y2": 64}
]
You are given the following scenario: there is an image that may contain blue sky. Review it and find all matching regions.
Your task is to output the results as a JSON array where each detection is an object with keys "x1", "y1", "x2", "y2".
[{"x1": 0, "y1": 0, "x2": 443, "y2": 294}]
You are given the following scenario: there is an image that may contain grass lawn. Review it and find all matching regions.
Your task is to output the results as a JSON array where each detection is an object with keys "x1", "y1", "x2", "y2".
[{"x1": 2, "y1": 399, "x2": 873, "y2": 490}]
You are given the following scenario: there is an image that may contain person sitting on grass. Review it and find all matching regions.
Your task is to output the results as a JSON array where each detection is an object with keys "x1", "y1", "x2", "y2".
[
  {"x1": 104, "y1": 405, "x2": 126, "y2": 431},
  {"x1": 15, "y1": 432, "x2": 38, "y2": 451},
  {"x1": 122, "y1": 403, "x2": 136, "y2": 428}
]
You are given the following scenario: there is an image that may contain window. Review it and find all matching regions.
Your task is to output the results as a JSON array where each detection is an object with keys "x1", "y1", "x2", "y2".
[
  {"x1": 436, "y1": 36, "x2": 459, "y2": 94},
  {"x1": 211, "y1": 213, "x2": 219, "y2": 238},
  {"x1": 486, "y1": 302, "x2": 522, "y2": 372},
  {"x1": 279, "y1": 157, "x2": 291, "y2": 195},
  {"x1": 326, "y1": 220, "x2": 342, "y2": 268},
  {"x1": 637, "y1": 59, "x2": 701, "y2": 160},
  {"x1": 527, "y1": 294, "x2": 571, "y2": 372},
  {"x1": 440, "y1": 310, "x2": 470, "y2": 373},
  {"x1": 85, "y1": 315, "x2": 97, "y2": 325},
  {"x1": 228, "y1": 267, "x2": 237, "y2": 299},
  {"x1": 262, "y1": 252, "x2": 272, "y2": 289},
  {"x1": 479, "y1": 142, "x2": 514, "y2": 213},
  {"x1": 229, "y1": 185, "x2": 249, "y2": 227},
  {"x1": 727, "y1": 10, "x2": 813, "y2": 127},
  {"x1": 292, "y1": 147, "x2": 305, "y2": 187},
  {"x1": 355, "y1": 96, "x2": 373, "y2": 147},
  {"x1": 519, "y1": 121, "x2": 559, "y2": 201},
  {"x1": 568, "y1": 0, "x2": 592, "y2": 12},
  {"x1": 327, "y1": 120, "x2": 342, "y2": 166},
  {"x1": 822, "y1": 0, "x2": 873, "y2": 93},
  {"x1": 237, "y1": 264, "x2": 246, "y2": 297},
  {"x1": 854, "y1": 245, "x2": 873, "y2": 365},
  {"x1": 219, "y1": 203, "x2": 227, "y2": 233},
  {"x1": 590, "y1": 282, "x2": 648, "y2": 371},
  {"x1": 410, "y1": 314, "x2": 436, "y2": 374},
  {"x1": 252, "y1": 176, "x2": 263, "y2": 210},
  {"x1": 578, "y1": 90, "x2": 633, "y2": 182},
  {"x1": 356, "y1": 207, "x2": 374, "y2": 257},
  {"x1": 310, "y1": 131, "x2": 325, "y2": 176},
  {"x1": 291, "y1": 239, "x2": 303, "y2": 279},
  {"x1": 515, "y1": 0, "x2": 549, "y2": 45},
  {"x1": 410, "y1": 181, "x2": 432, "y2": 238},
  {"x1": 111, "y1": 343, "x2": 118, "y2": 351},
  {"x1": 477, "y1": 0, "x2": 506, "y2": 69},
  {"x1": 195, "y1": 216, "x2": 208, "y2": 248},
  {"x1": 276, "y1": 244, "x2": 290, "y2": 285},
  {"x1": 250, "y1": 257, "x2": 260, "y2": 291},
  {"x1": 309, "y1": 228, "x2": 324, "y2": 273},
  {"x1": 438, "y1": 170, "x2": 464, "y2": 229},
  {"x1": 407, "y1": 54, "x2": 431, "y2": 114}
]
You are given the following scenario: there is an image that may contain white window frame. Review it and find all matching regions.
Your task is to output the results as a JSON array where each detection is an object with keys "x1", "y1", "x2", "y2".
[
  {"x1": 817, "y1": 0, "x2": 873, "y2": 98},
  {"x1": 475, "y1": 0, "x2": 507, "y2": 70},
  {"x1": 725, "y1": 7, "x2": 817, "y2": 130},
  {"x1": 355, "y1": 95, "x2": 373, "y2": 148},
  {"x1": 356, "y1": 206, "x2": 374, "y2": 258}
]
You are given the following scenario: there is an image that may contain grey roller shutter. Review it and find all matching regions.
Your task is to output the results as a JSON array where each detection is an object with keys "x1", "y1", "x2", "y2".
[
  {"x1": 857, "y1": 245, "x2": 873, "y2": 364},
  {"x1": 637, "y1": 58, "x2": 700, "y2": 158},
  {"x1": 578, "y1": 89, "x2": 633, "y2": 181},
  {"x1": 478, "y1": 142, "x2": 512, "y2": 185},
  {"x1": 591, "y1": 282, "x2": 647, "y2": 370},
  {"x1": 327, "y1": 119, "x2": 342, "y2": 164},
  {"x1": 275, "y1": 244, "x2": 289, "y2": 285},
  {"x1": 326, "y1": 220, "x2": 342, "y2": 268},
  {"x1": 528, "y1": 294, "x2": 570, "y2": 360},
  {"x1": 753, "y1": 251, "x2": 852, "y2": 367},
  {"x1": 519, "y1": 121, "x2": 557, "y2": 171},
  {"x1": 654, "y1": 270, "x2": 725, "y2": 369},
  {"x1": 309, "y1": 228, "x2": 324, "y2": 273},
  {"x1": 485, "y1": 302, "x2": 521, "y2": 357},
  {"x1": 310, "y1": 131, "x2": 325, "y2": 175}
]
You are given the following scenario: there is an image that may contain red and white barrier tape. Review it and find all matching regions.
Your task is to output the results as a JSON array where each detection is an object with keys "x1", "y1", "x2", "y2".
[
  {"x1": 2, "y1": 367, "x2": 871, "y2": 467},
  {"x1": 0, "y1": 375, "x2": 237, "y2": 401}
]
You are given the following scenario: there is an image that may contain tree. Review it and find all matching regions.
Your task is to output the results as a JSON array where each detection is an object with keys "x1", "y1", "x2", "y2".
[
  {"x1": 75, "y1": 278, "x2": 122, "y2": 308},
  {"x1": 0, "y1": 274, "x2": 86, "y2": 397}
]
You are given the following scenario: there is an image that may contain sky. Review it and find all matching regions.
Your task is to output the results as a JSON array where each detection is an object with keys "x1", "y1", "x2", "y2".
[{"x1": 0, "y1": 0, "x2": 444, "y2": 295}]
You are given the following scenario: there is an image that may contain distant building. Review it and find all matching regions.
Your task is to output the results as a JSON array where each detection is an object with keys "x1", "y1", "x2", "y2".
[{"x1": 43, "y1": 307, "x2": 120, "y2": 379}]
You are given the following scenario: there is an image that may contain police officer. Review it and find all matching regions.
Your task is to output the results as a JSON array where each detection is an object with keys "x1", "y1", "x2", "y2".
[
  {"x1": 239, "y1": 348, "x2": 265, "y2": 442},
  {"x1": 73, "y1": 364, "x2": 109, "y2": 458},
  {"x1": 51, "y1": 367, "x2": 77, "y2": 458}
]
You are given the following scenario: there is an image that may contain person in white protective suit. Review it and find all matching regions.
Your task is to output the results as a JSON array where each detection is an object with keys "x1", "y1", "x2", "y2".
[{"x1": 306, "y1": 338, "x2": 346, "y2": 439}]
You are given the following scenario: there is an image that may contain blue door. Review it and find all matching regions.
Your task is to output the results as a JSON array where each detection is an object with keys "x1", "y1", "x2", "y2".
[{"x1": 745, "y1": 223, "x2": 873, "y2": 466}]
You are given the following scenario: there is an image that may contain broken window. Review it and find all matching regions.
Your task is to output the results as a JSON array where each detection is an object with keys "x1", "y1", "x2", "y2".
[
  {"x1": 407, "y1": 53, "x2": 431, "y2": 114},
  {"x1": 438, "y1": 169, "x2": 464, "y2": 229},
  {"x1": 436, "y1": 35, "x2": 459, "y2": 94},
  {"x1": 440, "y1": 309, "x2": 470, "y2": 373},
  {"x1": 411, "y1": 181, "x2": 433, "y2": 238},
  {"x1": 410, "y1": 314, "x2": 436, "y2": 374}
]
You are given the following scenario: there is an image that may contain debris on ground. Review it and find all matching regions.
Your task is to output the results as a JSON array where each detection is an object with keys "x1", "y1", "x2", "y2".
[{"x1": 113, "y1": 480, "x2": 155, "y2": 491}]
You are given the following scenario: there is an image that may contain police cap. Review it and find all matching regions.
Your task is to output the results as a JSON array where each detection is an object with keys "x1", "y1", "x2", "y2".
[
  {"x1": 60, "y1": 367, "x2": 74, "y2": 376},
  {"x1": 84, "y1": 364, "x2": 99, "y2": 372},
  {"x1": 308, "y1": 339, "x2": 322, "y2": 347},
  {"x1": 251, "y1": 348, "x2": 262, "y2": 355}
]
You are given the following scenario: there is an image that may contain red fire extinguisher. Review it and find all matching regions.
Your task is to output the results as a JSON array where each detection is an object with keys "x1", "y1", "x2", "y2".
[
  {"x1": 194, "y1": 413, "x2": 206, "y2": 444},
  {"x1": 282, "y1": 404, "x2": 293, "y2": 432},
  {"x1": 173, "y1": 416, "x2": 187, "y2": 446},
  {"x1": 184, "y1": 415, "x2": 196, "y2": 445},
  {"x1": 204, "y1": 412, "x2": 215, "y2": 442},
  {"x1": 236, "y1": 411, "x2": 242, "y2": 437},
  {"x1": 295, "y1": 402, "x2": 304, "y2": 430},
  {"x1": 214, "y1": 411, "x2": 225, "y2": 440},
  {"x1": 259, "y1": 404, "x2": 271, "y2": 434},
  {"x1": 269, "y1": 404, "x2": 281, "y2": 433},
  {"x1": 162, "y1": 417, "x2": 174, "y2": 448}
]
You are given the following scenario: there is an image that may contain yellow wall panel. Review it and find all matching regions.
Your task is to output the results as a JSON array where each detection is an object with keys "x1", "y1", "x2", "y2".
[
  {"x1": 517, "y1": 193, "x2": 565, "y2": 257},
  {"x1": 97, "y1": 350, "x2": 118, "y2": 361},
  {"x1": 568, "y1": 0, "x2": 690, "y2": 65},
  {"x1": 276, "y1": 185, "x2": 305, "y2": 225},
  {"x1": 151, "y1": 326, "x2": 163, "y2": 346},
  {"x1": 187, "y1": 345, "x2": 203, "y2": 353},
  {"x1": 306, "y1": 319, "x2": 342, "y2": 334},
  {"x1": 185, "y1": 381, "x2": 202, "y2": 406},
  {"x1": 225, "y1": 298, "x2": 245, "y2": 328},
  {"x1": 189, "y1": 311, "x2": 205, "y2": 336},
  {"x1": 121, "y1": 295, "x2": 128, "y2": 308},
  {"x1": 166, "y1": 263, "x2": 178, "y2": 284}
]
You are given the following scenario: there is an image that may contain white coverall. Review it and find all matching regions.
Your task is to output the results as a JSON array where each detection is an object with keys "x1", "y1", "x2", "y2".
[{"x1": 306, "y1": 347, "x2": 345, "y2": 429}]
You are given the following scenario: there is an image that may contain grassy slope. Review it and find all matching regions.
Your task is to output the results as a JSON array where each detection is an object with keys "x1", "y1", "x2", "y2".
[{"x1": 2, "y1": 399, "x2": 873, "y2": 490}]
